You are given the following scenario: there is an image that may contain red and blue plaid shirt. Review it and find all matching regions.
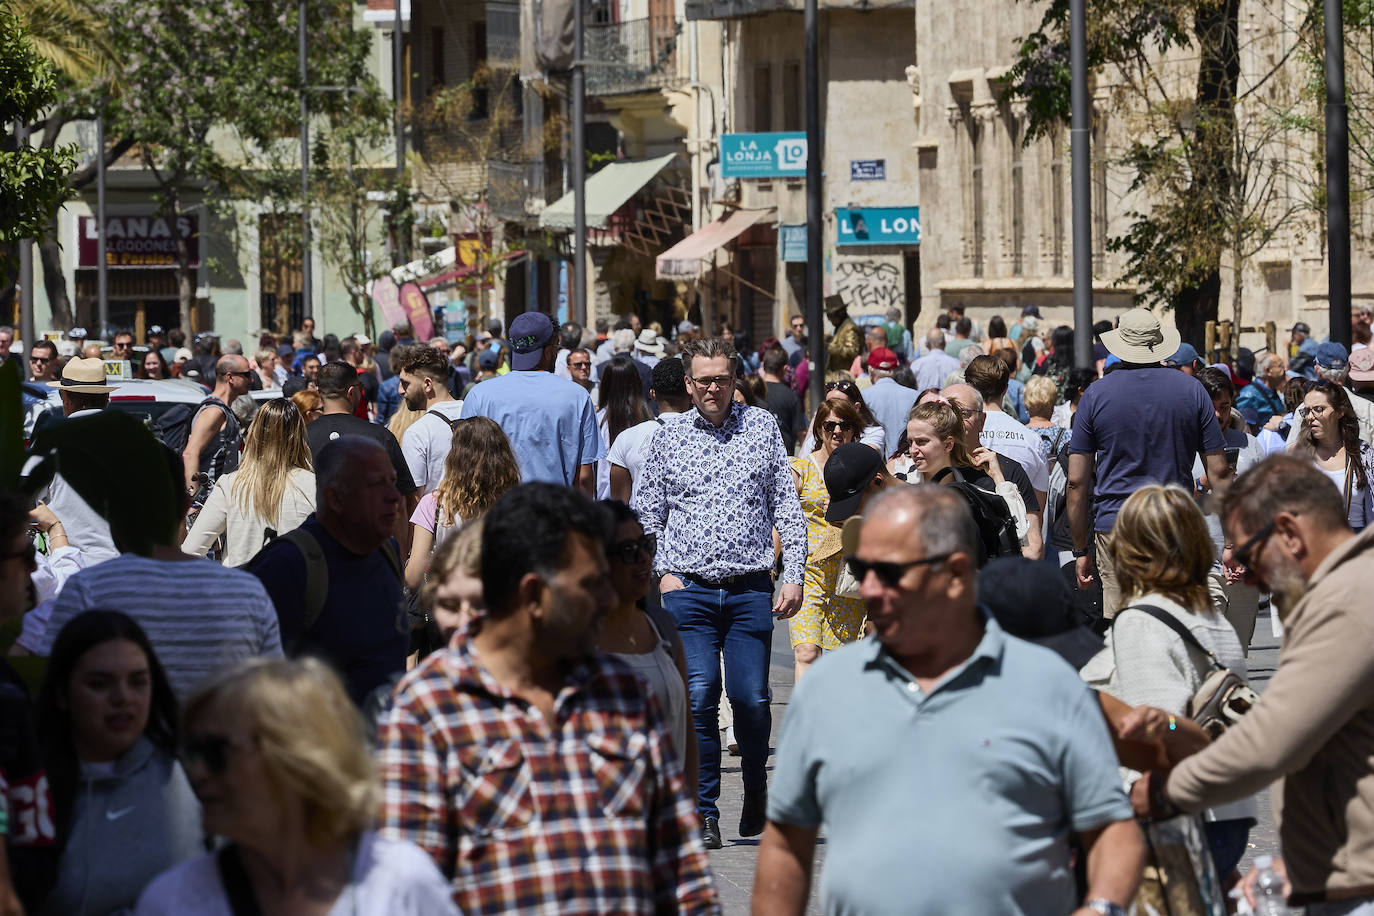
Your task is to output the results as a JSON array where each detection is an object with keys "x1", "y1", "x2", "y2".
[{"x1": 377, "y1": 638, "x2": 720, "y2": 915}]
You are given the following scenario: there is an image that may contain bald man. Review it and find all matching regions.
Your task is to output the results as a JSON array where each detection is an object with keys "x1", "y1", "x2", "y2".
[{"x1": 182, "y1": 354, "x2": 254, "y2": 495}]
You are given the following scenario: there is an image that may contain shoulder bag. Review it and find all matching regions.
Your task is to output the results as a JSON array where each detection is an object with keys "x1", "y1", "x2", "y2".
[{"x1": 1121, "y1": 604, "x2": 1259, "y2": 740}]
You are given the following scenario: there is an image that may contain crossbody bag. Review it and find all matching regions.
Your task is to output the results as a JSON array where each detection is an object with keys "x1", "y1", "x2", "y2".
[{"x1": 1120, "y1": 604, "x2": 1259, "y2": 740}]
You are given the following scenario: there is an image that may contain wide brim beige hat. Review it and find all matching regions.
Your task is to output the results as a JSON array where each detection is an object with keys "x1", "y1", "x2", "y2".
[
  {"x1": 1100, "y1": 308, "x2": 1182, "y2": 364},
  {"x1": 48, "y1": 356, "x2": 117, "y2": 393}
]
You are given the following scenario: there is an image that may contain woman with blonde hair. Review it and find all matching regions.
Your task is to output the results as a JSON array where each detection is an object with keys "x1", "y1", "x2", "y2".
[
  {"x1": 133, "y1": 657, "x2": 455, "y2": 914},
  {"x1": 183, "y1": 399, "x2": 315, "y2": 566},
  {"x1": 404, "y1": 417, "x2": 520, "y2": 589},
  {"x1": 1081, "y1": 484, "x2": 1254, "y2": 882},
  {"x1": 387, "y1": 401, "x2": 424, "y2": 445},
  {"x1": 252, "y1": 348, "x2": 280, "y2": 389},
  {"x1": 788, "y1": 397, "x2": 868, "y2": 681},
  {"x1": 420, "y1": 518, "x2": 486, "y2": 643}
]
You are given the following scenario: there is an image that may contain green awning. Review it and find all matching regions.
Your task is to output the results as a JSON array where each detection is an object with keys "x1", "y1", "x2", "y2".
[{"x1": 538, "y1": 154, "x2": 677, "y2": 230}]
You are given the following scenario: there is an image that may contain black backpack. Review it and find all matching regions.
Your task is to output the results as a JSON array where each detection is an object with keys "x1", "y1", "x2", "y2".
[{"x1": 932, "y1": 466, "x2": 1021, "y2": 566}]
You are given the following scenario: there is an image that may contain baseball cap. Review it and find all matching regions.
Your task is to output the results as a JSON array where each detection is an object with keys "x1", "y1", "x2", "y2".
[
  {"x1": 1291, "y1": 322, "x2": 1311, "y2": 335},
  {"x1": 507, "y1": 311, "x2": 557, "y2": 370},
  {"x1": 866, "y1": 347, "x2": 898, "y2": 371},
  {"x1": 477, "y1": 348, "x2": 500, "y2": 370},
  {"x1": 1316, "y1": 341, "x2": 1349, "y2": 370},
  {"x1": 1349, "y1": 347, "x2": 1374, "y2": 382},
  {"x1": 1021, "y1": 305, "x2": 1042, "y2": 318},
  {"x1": 677, "y1": 319, "x2": 698, "y2": 335},
  {"x1": 1164, "y1": 342, "x2": 1202, "y2": 368},
  {"x1": 823, "y1": 442, "x2": 885, "y2": 524}
]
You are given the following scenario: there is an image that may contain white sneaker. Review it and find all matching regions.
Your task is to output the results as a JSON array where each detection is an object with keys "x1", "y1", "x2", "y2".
[{"x1": 725, "y1": 726, "x2": 740, "y2": 756}]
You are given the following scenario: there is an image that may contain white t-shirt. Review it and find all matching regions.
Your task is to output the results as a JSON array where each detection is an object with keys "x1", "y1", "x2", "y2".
[
  {"x1": 980, "y1": 409, "x2": 1050, "y2": 497},
  {"x1": 134, "y1": 832, "x2": 458, "y2": 916},
  {"x1": 606, "y1": 413, "x2": 677, "y2": 501},
  {"x1": 400, "y1": 400, "x2": 464, "y2": 494}
]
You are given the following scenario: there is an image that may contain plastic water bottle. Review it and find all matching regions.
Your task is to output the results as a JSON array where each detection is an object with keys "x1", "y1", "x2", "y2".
[{"x1": 1252, "y1": 855, "x2": 1291, "y2": 916}]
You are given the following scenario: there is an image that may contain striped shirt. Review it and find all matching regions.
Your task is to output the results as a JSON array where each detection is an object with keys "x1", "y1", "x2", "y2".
[
  {"x1": 377, "y1": 639, "x2": 720, "y2": 914},
  {"x1": 40, "y1": 555, "x2": 282, "y2": 698}
]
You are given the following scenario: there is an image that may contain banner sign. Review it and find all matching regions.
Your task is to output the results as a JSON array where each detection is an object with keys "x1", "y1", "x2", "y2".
[
  {"x1": 835, "y1": 207, "x2": 921, "y2": 246},
  {"x1": 779, "y1": 224, "x2": 808, "y2": 262},
  {"x1": 78, "y1": 214, "x2": 200, "y2": 268},
  {"x1": 369, "y1": 276, "x2": 408, "y2": 331},
  {"x1": 721, "y1": 132, "x2": 808, "y2": 179},
  {"x1": 398, "y1": 281, "x2": 436, "y2": 340}
]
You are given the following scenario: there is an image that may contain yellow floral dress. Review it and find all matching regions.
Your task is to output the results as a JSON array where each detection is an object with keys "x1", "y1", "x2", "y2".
[{"x1": 788, "y1": 454, "x2": 868, "y2": 650}]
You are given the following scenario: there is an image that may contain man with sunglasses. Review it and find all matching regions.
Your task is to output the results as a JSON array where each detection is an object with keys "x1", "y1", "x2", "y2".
[
  {"x1": 633, "y1": 336, "x2": 807, "y2": 849},
  {"x1": 756, "y1": 485, "x2": 1143, "y2": 916},
  {"x1": 181, "y1": 355, "x2": 252, "y2": 500},
  {"x1": 27, "y1": 340, "x2": 58, "y2": 383},
  {"x1": 1133, "y1": 455, "x2": 1374, "y2": 914}
]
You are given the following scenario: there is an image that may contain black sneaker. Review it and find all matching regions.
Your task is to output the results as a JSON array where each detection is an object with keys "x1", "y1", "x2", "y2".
[
  {"x1": 702, "y1": 815, "x2": 723, "y2": 849},
  {"x1": 739, "y1": 788, "x2": 767, "y2": 838}
]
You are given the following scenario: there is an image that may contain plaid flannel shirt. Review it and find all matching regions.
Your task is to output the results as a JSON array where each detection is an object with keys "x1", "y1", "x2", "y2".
[{"x1": 377, "y1": 638, "x2": 720, "y2": 915}]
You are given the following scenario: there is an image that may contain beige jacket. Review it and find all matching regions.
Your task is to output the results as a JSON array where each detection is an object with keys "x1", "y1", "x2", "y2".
[{"x1": 1167, "y1": 525, "x2": 1374, "y2": 904}]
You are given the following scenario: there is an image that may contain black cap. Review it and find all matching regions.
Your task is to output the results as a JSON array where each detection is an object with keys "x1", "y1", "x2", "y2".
[
  {"x1": 822, "y1": 442, "x2": 883, "y2": 523},
  {"x1": 508, "y1": 311, "x2": 556, "y2": 370},
  {"x1": 978, "y1": 557, "x2": 1103, "y2": 669},
  {"x1": 1291, "y1": 321, "x2": 1311, "y2": 335}
]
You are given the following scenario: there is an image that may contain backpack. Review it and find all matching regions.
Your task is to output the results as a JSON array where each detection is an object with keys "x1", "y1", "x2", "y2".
[
  {"x1": 1042, "y1": 427, "x2": 1071, "y2": 538},
  {"x1": 884, "y1": 320, "x2": 904, "y2": 350},
  {"x1": 931, "y1": 466, "x2": 1021, "y2": 566},
  {"x1": 150, "y1": 402, "x2": 196, "y2": 452},
  {"x1": 425, "y1": 407, "x2": 462, "y2": 430},
  {"x1": 246, "y1": 528, "x2": 408, "y2": 653}
]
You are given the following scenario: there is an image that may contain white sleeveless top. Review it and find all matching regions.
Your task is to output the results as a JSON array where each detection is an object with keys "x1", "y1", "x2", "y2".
[{"x1": 609, "y1": 612, "x2": 689, "y2": 764}]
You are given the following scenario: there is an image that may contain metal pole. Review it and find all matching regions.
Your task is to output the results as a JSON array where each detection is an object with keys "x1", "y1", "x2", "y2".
[
  {"x1": 804, "y1": 0, "x2": 824, "y2": 412},
  {"x1": 1325, "y1": 0, "x2": 1351, "y2": 349},
  {"x1": 17, "y1": 123, "x2": 33, "y2": 347},
  {"x1": 300, "y1": 0, "x2": 312, "y2": 322},
  {"x1": 572, "y1": 0, "x2": 587, "y2": 326},
  {"x1": 393, "y1": 0, "x2": 405, "y2": 266},
  {"x1": 97, "y1": 112, "x2": 109, "y2": 335},
  {"x1": 1069, "y1": 0, "x2": 1093, "y2": 369}
]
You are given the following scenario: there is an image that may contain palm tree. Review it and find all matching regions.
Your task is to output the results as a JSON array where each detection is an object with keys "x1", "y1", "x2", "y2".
[{"x1": 11, "y1": 0, "x2": 115, "y2": 85}]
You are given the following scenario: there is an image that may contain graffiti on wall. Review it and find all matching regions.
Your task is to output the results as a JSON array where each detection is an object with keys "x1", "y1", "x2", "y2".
[{"x1": 835, "y1": 260, "x2": 903, "y2": 315}]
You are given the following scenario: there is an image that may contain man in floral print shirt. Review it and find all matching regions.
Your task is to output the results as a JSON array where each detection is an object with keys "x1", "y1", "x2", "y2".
[{"x1": 632, "y1": 336, "x2": 807, "y2": 850}]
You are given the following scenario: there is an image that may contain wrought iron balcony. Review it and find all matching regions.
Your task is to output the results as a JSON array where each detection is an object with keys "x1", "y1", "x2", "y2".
[{"x1": 584, "y1": 15, "x2": 681, "y2": 96}]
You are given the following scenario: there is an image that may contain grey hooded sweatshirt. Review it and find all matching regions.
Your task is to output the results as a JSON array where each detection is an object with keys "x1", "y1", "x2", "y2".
[{"x1": 41, "y1": 737, "x2": 202, "y2": 916}]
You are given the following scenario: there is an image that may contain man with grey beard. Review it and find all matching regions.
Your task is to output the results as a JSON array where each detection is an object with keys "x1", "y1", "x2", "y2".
[{"x1": 1129, "y1": 454, "x2": 1374, "y2": 913}]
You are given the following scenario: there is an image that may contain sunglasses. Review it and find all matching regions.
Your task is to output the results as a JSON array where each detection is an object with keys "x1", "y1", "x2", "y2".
[
  {"x1": 1, "y1": 542, "x2": 36, "y2": 572},
  {"x1": 609, "y1": 533, "x2": 657, "y2": 564},
  {"x1": 29, "y1": 356, "x2": 50, "y2": 363},
  {"x1": 822, "y1": 420, "x2": 855, "y2": 433},
  {"x1": 1232, "y1": 519, "x2": 1277, "y2": 571},
  {"x1": 226, "y1": 370, "x2": 255, "y2": 379},
  {"x1": 180, "y1": 733, "x2": 252, "y2": 775},
  {"x1": 844, "y1": 552, "x2": 952, "y2": 588},
  {"x1": 826, "y1": 381, "x2": 858, "y2": 396},
  {"x1": 568, "y1": 361, "x2": 591, "y2": 369}
]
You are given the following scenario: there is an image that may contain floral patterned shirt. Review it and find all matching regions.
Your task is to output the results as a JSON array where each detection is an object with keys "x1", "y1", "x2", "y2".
[{"x1": 632, "y1": 401, "x2": 807, "y2": 585}]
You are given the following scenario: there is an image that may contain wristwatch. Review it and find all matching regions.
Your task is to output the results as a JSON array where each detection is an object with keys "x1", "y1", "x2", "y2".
[
  {"x1": 1071, "y1": 546, "x2": 1090, "y2": 558},
  {"x1": 1086, "y1": 900, "x2": 1127, "y2": 916}
]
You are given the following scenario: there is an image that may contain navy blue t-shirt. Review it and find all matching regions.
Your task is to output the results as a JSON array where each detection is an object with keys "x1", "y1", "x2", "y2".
[
  {"x1": 247, "y1": 515, "x2": 408, "y2": 705},
  {"x1": 1068, "y1": 366, "x2": 1225, "y2": 531}
]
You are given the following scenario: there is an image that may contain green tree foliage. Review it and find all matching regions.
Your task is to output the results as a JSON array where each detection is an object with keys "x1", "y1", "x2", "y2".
[{"x1": 0, "y1": 1, "x2": 77, "y2": 256}]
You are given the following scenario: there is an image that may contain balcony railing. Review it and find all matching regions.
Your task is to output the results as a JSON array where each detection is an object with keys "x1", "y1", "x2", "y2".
[{"x1": 584, "y1": 15, "x2": 680, "y2": 96}]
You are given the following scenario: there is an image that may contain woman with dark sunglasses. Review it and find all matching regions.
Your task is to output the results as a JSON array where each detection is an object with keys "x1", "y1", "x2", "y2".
[
  {"x1": 135, "y1": 657, "x2": 455, "y2": 915},
  {"x1": 597, "y1": 501, "x2": 696, "y2": 790},
  {"x1": 787, "y1": 399, "x2": 870, "y2": 682},
  {"x1": 797, "y1": 378, "x2": 886, "y2": 458},
  {"x1": 34, "y1": 611, "x2": 202, "y2": 916}
]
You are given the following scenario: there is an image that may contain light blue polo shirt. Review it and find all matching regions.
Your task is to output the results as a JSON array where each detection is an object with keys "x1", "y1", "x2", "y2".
[
  {"x1": 459, "y1": 369, "x2": 605, "y2": 487},
  {"x1": 769, "y1": 618, "x2": 1131, "y2": 916}
]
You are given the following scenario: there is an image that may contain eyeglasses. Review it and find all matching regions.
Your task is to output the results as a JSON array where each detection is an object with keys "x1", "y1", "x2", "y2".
[
  {"x1": 609, "y1": 533, "x2": 657, "y2": 564},
  {"x1": 180, "y1": 733, "x2": 253, "y2": 775},
  {"x1": 690, "y1": 375, "x2": 734, "y2": 390},
  {"x1": 844, "y1": 552, "x2": 952, "y2": 588},
  {"x1": 822, "y1": 420, "x2": 854, "y2": 433},
  {"x1": 568, "y1": 361, "x2": 591, "y2": 369},
  {"x1": 1232, "y1": 519, "x2": 1277, "y2": 571}
]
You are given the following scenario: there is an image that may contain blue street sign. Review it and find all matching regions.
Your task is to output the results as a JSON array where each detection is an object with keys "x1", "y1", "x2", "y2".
[
  {"x1": 779, "y1": 224, "x2": 807, "y2": 262},
  {"x1": 835, "y1": 207, "x2": 921, "y2": 246},
  {"x1": 721, "y1": 132, "x2": 809, "y2": 179},
  {"x1": 850, "y1": 159, "x2": 886, "y2": 181}
]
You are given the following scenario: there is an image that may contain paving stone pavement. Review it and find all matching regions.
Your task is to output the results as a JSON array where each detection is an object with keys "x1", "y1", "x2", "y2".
[{"x1": 706, "y1": 608, "x2": 1285, "y2": 914}]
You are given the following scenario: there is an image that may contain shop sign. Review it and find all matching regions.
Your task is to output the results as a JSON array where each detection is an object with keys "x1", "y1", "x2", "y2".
[
  {"x1": 780, "y1": 224, "x2": 808, "y2": 262},
  {"x1": 721, "y1": 132, "x2": 808, "y2": 179},
  {"x1": 835, "y1": 207, "x2": 921, "y2": 246},
  {"x1": 78, "y1": 214, "x2": 200, "y2": 268}
]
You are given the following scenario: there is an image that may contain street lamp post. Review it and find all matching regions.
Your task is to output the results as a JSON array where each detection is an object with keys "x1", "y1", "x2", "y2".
[
  {"x1": 572, "y1": 0, "x2": 587, "y2": 326},
  {"x1": 1326, "y1": 0, "x2": 1352, "y2": 348},
  {"x1": 299, "y1": 0, "x2": 312, "y2": 322},
  {"x1": 97, "y1": 113, "x2": 109, "y2": 335},
  {"x1": 804, "y1": 0, "x2": 824, "y2": 413},
  {"x1": 1070, "y1": 0, "x2": 1093, "y2": 369}
]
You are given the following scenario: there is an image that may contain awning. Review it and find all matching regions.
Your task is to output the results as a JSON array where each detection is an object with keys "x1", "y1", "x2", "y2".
[
  {"x1": 390, "y1": 247, "x2": 455, "y2": 285},
  {"x1": 538, "y1": 154, "x2": 677, "y2": 230},
  {"x1": 655, "y1": 208, "x2": 775, "y2": 279},
  {"x1": 420, "y1": 250, "x2": 526, "y2": 290}
]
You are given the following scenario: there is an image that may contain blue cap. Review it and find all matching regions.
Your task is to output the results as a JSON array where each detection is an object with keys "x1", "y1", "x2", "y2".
[
  {"x1": 1316, "y1": 341, "x2": 1349, "y2": 370},
  {"x1": 1239, "y1": 406, "x2": 1260, "y2": 427},
  {"x1": 1165, "y1": 342, "x2": 1202, "y2": 367},
  {"x1": 478, "y1": 348, "x2": 500, "y2": 370}
]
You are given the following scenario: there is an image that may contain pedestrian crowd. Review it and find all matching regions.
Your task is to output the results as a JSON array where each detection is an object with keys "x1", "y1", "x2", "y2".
[{"x1": 0, "y1": 299, "x2": 1372, "y2": 915}]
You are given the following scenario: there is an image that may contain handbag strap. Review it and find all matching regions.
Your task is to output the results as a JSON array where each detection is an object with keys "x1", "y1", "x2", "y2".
[
  {"x1": 1345, "y1": 454, "x2": 1355, "y2": 512},
  {"x1": 216, "y1": 845, "x2": 265, "y2": 916},
  {"x1": 1118, "y1": 604, "x2": 1225, "y2": 672}
]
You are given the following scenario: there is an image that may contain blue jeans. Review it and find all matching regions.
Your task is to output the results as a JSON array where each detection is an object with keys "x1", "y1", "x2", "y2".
[{"x1": 664, "y1": 573, "x2": 774, "y2": 821}]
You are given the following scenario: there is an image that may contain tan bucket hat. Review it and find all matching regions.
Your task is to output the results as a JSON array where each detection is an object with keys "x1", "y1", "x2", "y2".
[
  {"x1": 48, "y1": 357, "x2": 117, "y2": 393},
  {"x1": 1100, "y1": 309, "x2": 1182, "y2": 364}
]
